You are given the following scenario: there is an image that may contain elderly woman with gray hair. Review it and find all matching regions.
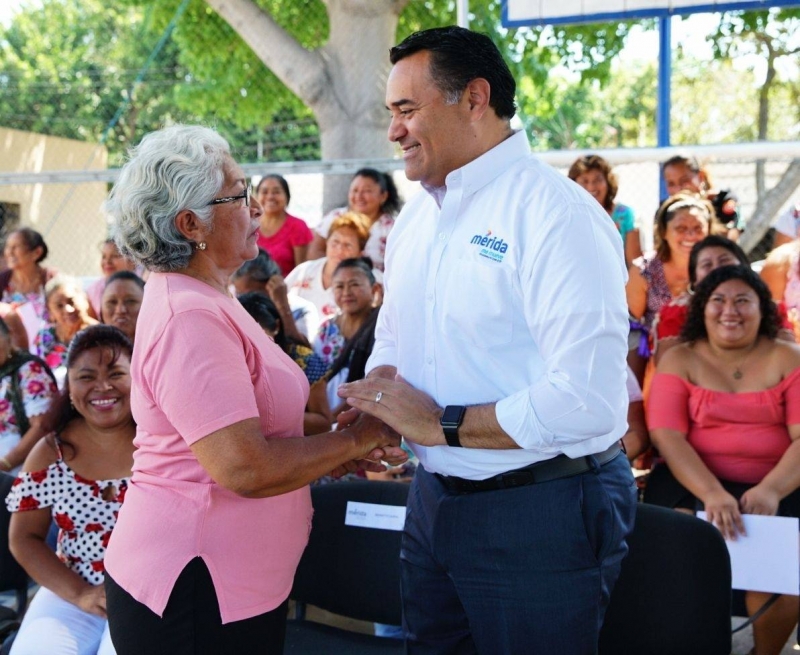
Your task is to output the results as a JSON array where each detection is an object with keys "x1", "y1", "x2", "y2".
[{"x1": 101, "y1": 125, "x2": 405, "y2": 654}]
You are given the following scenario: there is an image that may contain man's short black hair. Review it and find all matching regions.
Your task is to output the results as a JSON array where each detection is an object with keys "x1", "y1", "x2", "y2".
[{"x1": 390, "y1": 26, "x2": 516, "y2": 120}]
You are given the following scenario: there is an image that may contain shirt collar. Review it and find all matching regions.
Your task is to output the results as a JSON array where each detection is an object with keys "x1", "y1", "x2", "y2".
[{"x1": 422, "y1": 130, "x2": 531, "y2": 207}]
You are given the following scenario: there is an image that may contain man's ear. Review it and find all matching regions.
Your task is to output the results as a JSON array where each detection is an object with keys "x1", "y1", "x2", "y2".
[
  {"x1": 174, "y1": 209, "x2": 207, "y2": 244},
  {"x1": 465, "y1": 77, "x2": 491, "y2": 120}
]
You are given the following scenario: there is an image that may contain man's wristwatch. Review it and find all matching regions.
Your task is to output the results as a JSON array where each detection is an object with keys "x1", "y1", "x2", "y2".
[{"x1": 440, "y1": 405, "x2": 466, "y2": 448}]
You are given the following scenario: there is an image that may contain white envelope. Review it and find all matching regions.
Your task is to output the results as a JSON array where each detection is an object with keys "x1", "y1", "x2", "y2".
[{"x1": 698, "y1": 512, "x2": 799, "y2": 595}]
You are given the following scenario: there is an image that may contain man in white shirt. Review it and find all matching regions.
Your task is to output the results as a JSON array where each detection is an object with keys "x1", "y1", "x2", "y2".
[{"x1": 339, "y1": 26, "x2": 636, "y2": 654}]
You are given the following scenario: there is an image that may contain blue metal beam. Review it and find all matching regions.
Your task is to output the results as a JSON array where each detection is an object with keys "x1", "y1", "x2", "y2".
[
  {"x1": 657, "y1": 16, "x2": 672, "y2": 200},
  {"x1": 501, "y1": 1, "x2": 800, "y2": 28}
]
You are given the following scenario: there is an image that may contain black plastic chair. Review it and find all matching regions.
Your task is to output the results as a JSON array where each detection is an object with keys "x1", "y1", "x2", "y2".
[
  {"x1": 599, "y1": 503, "x2": 732, "y2": 655},
  {"x1": 284, "y1": 480, "x2": 409, "y2": 654}
]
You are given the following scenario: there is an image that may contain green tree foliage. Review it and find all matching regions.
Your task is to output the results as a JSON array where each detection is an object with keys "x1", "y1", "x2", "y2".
[
  {"x1": 0, "y1": 0, "x2": 322, "y2": 165},
  {"x1": 520, "y1": 62, "x2": 658, "y2": 150},
  {"x1": 710, "y1": 7, "x2": 800, "y2": 141},
  {"x1": 2, "y1": 0, "x2": 797, "y2": 171},
  {"x1": 0, "y1": 0, "x2": 200, "y2": 164},
  {"x1": 141, "y1": 0, "x2": 327, "y2": 128},
  {"x1": 112, "y1": 0, "x2": 636, "y2": 157}
]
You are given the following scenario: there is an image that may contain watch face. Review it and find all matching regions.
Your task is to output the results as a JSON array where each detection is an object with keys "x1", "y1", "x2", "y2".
[{"x1": 441, "y1": 405, "x2": 466, "y2": 425}]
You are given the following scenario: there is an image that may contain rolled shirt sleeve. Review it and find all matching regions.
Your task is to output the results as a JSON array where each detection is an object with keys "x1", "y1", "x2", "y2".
[{"x1": 495, "y1": 203, "x2": 629, "y2": 454}]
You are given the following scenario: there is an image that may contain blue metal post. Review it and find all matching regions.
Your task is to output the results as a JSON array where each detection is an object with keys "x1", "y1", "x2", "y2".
[{"x1": 657, "y1": 15, "x2": 672, "y2": 202}]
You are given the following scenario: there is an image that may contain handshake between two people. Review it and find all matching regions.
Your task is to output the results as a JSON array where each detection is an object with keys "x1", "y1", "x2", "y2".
[{"x1": 331, "y1": 372, "x2": 447, "y2": 478}]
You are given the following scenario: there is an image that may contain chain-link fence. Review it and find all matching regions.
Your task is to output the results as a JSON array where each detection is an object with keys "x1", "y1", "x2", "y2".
[{"x1": 1, "y1": 137, "x2": 798, "y2": 278}]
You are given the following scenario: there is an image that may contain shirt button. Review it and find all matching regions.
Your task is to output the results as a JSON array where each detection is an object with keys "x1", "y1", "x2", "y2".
[
  {"x1": 426, "y1": 294, "x2": 434, "y2": 302},
  {"x1": 426, "y1": 358, "x2": 433, "y2": 365},
  {"x1": 438, "y1": 232, "x2": 446, "y2": 241}
]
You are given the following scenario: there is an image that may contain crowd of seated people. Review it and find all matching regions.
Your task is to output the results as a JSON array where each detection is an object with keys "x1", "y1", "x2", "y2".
[
  {"x1": 0, "y1": 158, "x2": 799, "y2": 654},
  {"x1": 597, "y1": 149, "x2": 799, "y2": 654},
  {"x1": 286, "y1": 211, "x2": 381, "y2": 319}
]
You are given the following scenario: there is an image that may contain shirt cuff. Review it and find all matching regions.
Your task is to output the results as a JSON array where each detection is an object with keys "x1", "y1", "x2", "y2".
[{"x1": 495, "y1": 388, "x2": 553, "y2": 451}]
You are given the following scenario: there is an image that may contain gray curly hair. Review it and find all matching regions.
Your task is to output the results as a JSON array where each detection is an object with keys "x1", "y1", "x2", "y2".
[{"x1": 104, "y1": 125, "x2": 231, "y2": 272}]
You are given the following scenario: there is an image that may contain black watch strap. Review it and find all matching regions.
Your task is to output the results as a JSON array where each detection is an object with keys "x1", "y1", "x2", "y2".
[{"x1": 440, "y1": 405, "x2": 466, "y2": 448}]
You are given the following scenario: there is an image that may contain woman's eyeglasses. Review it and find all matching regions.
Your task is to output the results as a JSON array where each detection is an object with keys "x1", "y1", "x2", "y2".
[{"x1": 207, "y1": 186, "x2": 251, "y2": 207}]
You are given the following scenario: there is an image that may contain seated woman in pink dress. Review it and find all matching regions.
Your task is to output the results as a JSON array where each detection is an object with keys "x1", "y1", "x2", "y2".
[
  {"x1": 101, "y1": 125, "x2": 406, "y2": 655},
  {"x1": 254, "y1": 174, "x2": 313, "y2": 277},
  {"x1": 647, "y1": 265, "x2": 800, "y2": 655}
]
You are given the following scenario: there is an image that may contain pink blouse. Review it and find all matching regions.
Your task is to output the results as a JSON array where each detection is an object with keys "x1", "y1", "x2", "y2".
[
  {"x1": 104, "y1": 272, "x2": 312, "y2": 623},
  {"x1": 648, "y1": 368, "x2": 800, "y2": 485},
  {"x1": 256, "y1": 213, "x2": 313, "y2": 277}
]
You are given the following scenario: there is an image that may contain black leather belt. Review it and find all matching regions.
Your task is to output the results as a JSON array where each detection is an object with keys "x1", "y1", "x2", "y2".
[{"x1": 435, "y1": 443, "x2": 623, "y2": 494}]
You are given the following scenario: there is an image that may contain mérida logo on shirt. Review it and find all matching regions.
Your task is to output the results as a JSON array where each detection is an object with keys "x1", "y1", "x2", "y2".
[{"x1": 470, "y1": 230, "x2": 508, "y2": 263}]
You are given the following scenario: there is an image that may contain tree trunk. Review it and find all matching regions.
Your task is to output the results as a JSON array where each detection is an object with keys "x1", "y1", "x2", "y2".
[
  {"x1": 204, "y1": 0, "x2": 409, "y2": 211},
  {"x1": 739, "y1": 158, "x2": 800, "y2": 254}
]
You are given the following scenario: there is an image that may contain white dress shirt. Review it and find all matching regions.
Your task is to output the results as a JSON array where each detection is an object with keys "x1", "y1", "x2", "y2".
[{"x1": 366, "y1": 130, "x2": 630, "y2": 479}]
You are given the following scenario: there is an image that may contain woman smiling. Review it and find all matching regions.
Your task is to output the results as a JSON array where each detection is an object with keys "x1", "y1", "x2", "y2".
[
  {"x1": 647, "y1": 266, "x2": 800, "y2": 655},
  {"x1": 7, "y1": 325, "x2": 135, "y2": 655}
]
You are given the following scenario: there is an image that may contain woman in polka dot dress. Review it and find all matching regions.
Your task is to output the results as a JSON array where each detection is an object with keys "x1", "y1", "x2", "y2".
[{"x1": 6, "y1": 325, "x2": 135, "y2": 655}]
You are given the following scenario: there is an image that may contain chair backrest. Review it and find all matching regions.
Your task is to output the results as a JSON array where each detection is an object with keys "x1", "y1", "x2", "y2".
[
  {"x1": 291, "y1": 480, "x2": 409, "y2": 626},
  {"x1": 599, "y1": 503, "x2": 732, "y2": 655},
  {"x1": 0, "y1": 472, "x2": 29, "y2": 613}
]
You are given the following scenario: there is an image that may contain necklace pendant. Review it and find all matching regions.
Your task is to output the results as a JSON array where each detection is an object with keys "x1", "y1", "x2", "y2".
[{"x1": 733, "y1": 369, "x2": 743, "y2": 380}]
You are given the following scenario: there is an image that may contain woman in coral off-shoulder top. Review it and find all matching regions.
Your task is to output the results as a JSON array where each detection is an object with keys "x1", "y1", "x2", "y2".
[{"x1": 647, "y1": 265, "x2": 800, "y2": 655}]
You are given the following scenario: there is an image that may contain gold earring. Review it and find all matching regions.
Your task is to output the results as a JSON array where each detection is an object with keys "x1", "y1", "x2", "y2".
[{"x1": 197, "y1": 241, "x2": 207, "y2": 251}]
